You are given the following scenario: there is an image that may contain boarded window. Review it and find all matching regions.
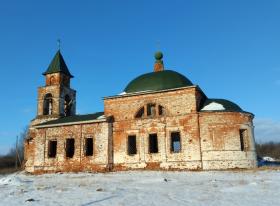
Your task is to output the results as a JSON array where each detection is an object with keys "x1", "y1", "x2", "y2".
[
  {"x1": 149, "y1": 134, "x2": 158, "y2": 153},
  {"x1": 85, "y1": 138, "x2": 93, "y2": 156},
  {"x1": 171, "y1": 132, "x2": 181, "y2": 153},
  {"x1": 240, "y1": 129, "x2": 247, "y2": 151},
  {"x1": 147, "y1": 104, "x2": 156, "y2": 116},
  {"x1": 66, "y1": 138, "x2": 75, "y2": 158},
  {"x1": 127, "y1": 135, "x2": 137, "y2": 155},
  {"x1": 135, "y1": 107, "x2": 144, "y2": 118},
  {"x1": 48, "y1": 140, "x2": 57, "y2": 158}
]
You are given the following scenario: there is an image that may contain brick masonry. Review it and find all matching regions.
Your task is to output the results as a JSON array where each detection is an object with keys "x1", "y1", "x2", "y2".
[{"x1": 25, "y1": 84, "x2": 257, "y2": 173}]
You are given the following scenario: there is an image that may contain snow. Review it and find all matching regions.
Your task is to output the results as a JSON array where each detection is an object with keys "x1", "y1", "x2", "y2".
[
  {"x1": 118, "y1": 92, "x2": 127, "y2": 95},
  {"x1": 0, "y1": 170, "x2": 279, "y2": 206},
  {"x1": 201, "y1": 102, "x2": 225, "y2": 111},
  {"x1": 262, "y1": 156, "x2": 276, "y2": 162},
  {"x1": 97, "y1": 115, "x2": 105, "y2": 120}
]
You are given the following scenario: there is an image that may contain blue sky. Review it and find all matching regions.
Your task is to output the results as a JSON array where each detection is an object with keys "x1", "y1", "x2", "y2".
[{"x1": 0, "y1": 0, "x2": 280, "y2": 154}]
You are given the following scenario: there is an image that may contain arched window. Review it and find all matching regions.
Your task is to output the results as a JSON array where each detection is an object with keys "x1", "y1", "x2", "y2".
[
  {"x1": 43, "y1": 93, "x2": 53, "y2": 115},
  {"x1": 50, "y1": 76, "x2": 55, "y2": 85},
  {"x1": 135, "y1": 107, "x2": 144, "y2": 118},
  {"x1": 158, "y1": 105, "x2": 165, "y2": 116},
  {"x1": 64, "y1": 95, "x2": 72, "y2": 116},
  {"x1": 135, "y1": 104, "x2": 166, "y2": 119}
]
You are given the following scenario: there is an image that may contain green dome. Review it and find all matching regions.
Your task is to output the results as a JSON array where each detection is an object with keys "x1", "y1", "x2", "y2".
[{"x1": 124, "y1": 70, "x2": 193, "y2": 93}]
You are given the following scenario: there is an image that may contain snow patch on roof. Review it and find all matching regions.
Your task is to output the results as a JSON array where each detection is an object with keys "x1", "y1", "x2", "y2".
[
  {"x1": 201, "y1": 102, "x2": 225, "y2": 111},
  {"x1": 119, "y1": 92, "x2": 127, "y2": 95},
  {"x1": 97, "y1": 115, "x2": 106, "y2": 120}
]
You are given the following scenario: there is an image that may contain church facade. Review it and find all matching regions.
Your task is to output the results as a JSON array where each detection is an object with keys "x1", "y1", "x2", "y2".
[{"x1": 24, "y1": 50, "x2": 257, "y2": 173}]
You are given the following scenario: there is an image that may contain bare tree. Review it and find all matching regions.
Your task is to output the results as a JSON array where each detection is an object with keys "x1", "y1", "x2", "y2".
[
  {"x1": 256, "y1": 142, "x2": 280, "y2": 160},
  {"x1": 5, "y1": 126, "x2": 28, "y2": 168}
]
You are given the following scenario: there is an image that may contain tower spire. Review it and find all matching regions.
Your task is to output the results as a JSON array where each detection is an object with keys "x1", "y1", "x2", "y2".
[
  {"x1": 43, "y1": 50, "x2": 73, "y2": 78},
  {"x1": 57, "y1": 39, "x2": 61, "y2": 51}
]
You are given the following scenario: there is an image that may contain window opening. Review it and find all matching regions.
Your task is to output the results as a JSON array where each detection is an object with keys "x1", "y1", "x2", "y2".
[
  {"x1": 149, "y1": 134, "x2": 158, "y2": 153},
  {"x1": 171, "y1": 132, "x2": 181, "y2": 153},
  {"x1": 48, "y1": 140, "x2": 57, "y2": 158},
  {"x1": 127, "y1": 135, "x2": 137, "y2": 155},
  {"x1": 66, "y1": 138, "x2": 75, "y2": 158}
]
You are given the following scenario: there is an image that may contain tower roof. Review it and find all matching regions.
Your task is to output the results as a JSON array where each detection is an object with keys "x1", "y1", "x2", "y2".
[{"x1": 43, "y1": 50, "x2": 73, "y2": 77}]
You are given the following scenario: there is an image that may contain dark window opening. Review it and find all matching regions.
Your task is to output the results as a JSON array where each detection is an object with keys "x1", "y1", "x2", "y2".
[
  {"x1": 64, "y1": 95, "x2": 72, "y2": 116},
  {"x1": 85, "y1": 138, "x2": 93, "y2": 156},
  {"x1": 171, "y1": 132, "x2": 181, "y2": 153},
  {"x1": 240, "y1": 129, "x2": 247, "y2": 151},
  {"x1": 135, "y1": 107, "x2": 144, "y2": 118},
  {"x1": 66, "y1": 138, "x2": 75, "y2": 158},
  {"x1": 48, "y1": 140, "x2": 57, "y2": 158},
  {"x1": 127, "y1": 135, "x2": 137, "y2": 155},
  {"x1": 147, "y1": 104, "x2": 156, "y2": 116},
  {"x1": 158, "y1": 105, "x2": 165, "y2": 116},
  {"x1": 149, "y1": 134, "x2": 158, "y2": 153},
  {"x1": 43, "y1": 93, "x2": 53, "y2": 115}
]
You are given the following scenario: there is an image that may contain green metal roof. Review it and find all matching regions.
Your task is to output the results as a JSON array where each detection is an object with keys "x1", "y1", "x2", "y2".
[
  {"x1": 124, "y1": 70, "x2": 193, "y2": 93},
  {"x1": 43, "y1": 50, "x2": 73, "y2": 77},
  {"x1": 200, "y1": 98, "x2": 243, "y2": 112},
  {"x1": 36, "y1": 112, "x2": 104, "y2": 126}
]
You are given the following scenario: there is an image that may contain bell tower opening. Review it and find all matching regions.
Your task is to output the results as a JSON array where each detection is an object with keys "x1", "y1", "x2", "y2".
[
  {"x1": 43, "y1": 93, "x2": 53, "y2": 115},
  {"x1": 64, "y1": 95, "x2": 72, "y2": 116}
]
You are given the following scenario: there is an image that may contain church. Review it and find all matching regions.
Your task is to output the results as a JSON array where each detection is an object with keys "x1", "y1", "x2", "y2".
[{"x1": 24, "y1": 50, "x2": 257, "y2": 173}]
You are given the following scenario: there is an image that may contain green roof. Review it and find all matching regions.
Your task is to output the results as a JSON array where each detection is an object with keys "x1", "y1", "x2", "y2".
[
  {"x1": 200, "y1": 98, "x2": 243, "y2": 112},
  {"x1": 43, "y1": 50, "x2": 73, "y2": 77},
  {"x1": 124, "y1": 70, "x2": 193, "y2": 93},
  {"x1": 36, "y1": 112, "x2": 104, "y2": 127}
]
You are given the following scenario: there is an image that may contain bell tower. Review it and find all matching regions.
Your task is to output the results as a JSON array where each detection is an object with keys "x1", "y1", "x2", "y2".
[{"x1": 36, "y1": 50, "x2": 76, "y2": 120}]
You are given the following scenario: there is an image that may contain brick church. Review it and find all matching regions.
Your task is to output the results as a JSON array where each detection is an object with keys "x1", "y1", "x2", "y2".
[{"x1": 24, "y1": 50, "x2": 257, "y2": 173}]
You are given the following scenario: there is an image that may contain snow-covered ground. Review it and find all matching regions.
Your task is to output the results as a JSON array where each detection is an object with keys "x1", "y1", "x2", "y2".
[{"x1": 0, "y1": 170, "x2": 279, "y2": 206}]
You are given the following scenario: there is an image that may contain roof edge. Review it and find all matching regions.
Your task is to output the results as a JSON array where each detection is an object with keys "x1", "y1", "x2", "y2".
[
  {"x1": 34, "y1": 118, "x2": 107, "y2": 128},
  {"x1": 199, "y1": 110, "x2": 254, "y2": 117},
  {"x1": 103, "y1": 85, "x2": 205, "y2": 100}
]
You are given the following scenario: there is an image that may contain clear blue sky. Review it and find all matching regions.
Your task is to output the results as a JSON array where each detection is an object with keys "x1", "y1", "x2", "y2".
[{"x1": 0, "y1": 0, "x2": 280, "y2": 154}]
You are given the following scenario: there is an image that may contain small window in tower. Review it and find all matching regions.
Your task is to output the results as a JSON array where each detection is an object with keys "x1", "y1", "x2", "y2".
[
  {"x1": 127, "y1": 135, "x2": 137, "y2": 155},
  {"x1": 170, "y1": 132, "x2": 181, "y2": 153},
  {"x1": 48, "y1": 140, "x2": 57, "y2": 158},
  {"x1": 158, "y1": 105, "x2": 165, "y2": 116},
  {"x1": 149, "y1": 134, "x2": 158, "y2": 153},
  {"x1": 147, "y1": 104, "x2": 156, "y2": 116},
  {"x1": 239, "y1": 129, "x2": 247, "y2": 151},
  {"x1": 64, "y1": 95, "x2": 72, "y2": 116},
  {"x1": 66, "y1": 138, "x2": 75, "y2": 158},
  {"x1": 85, "y1": 137, "x2": 93, "y2": 156},
  {"x1": 50, "y1": 76, "x2": 55, "y2": 85},
  {"x1": 135, "y1": 107, "x2": 144, "y2": 118},
  {"x1": 43, "y1": 93, "x2": 53, "y2": 115}
]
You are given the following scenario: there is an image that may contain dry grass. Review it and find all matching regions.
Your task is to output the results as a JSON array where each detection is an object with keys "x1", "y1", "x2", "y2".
[{"x1": 0, "y1": 167, "x2": 22, "y2": 175}]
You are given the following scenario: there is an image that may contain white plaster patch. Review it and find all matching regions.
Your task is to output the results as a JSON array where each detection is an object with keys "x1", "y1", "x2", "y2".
[{"x1": 201, "y1": 102, "x2": 225, "y2": 111}]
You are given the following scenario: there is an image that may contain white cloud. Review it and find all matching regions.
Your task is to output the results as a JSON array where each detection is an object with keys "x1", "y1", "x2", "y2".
[{"x1": 254, "y1": 118, "x2": 280, "y2": 143}]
